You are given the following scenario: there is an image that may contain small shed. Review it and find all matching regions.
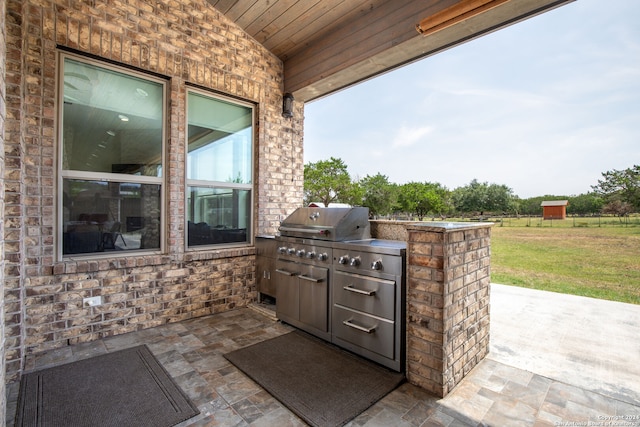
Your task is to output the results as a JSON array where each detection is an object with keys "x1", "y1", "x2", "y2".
[{"x1": 541, "y1": 200, "x2": 569, "y2": 220}]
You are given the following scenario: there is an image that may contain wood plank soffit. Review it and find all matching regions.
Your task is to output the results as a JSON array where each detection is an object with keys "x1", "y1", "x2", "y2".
[{"x1": 287, "y1": 0, "x2": 574, "y2": 102}]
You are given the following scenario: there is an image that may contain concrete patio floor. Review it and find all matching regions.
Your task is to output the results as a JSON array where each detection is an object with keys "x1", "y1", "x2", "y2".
[
  {"x1": 490, "y1": 283, "x2": 640, "y2": 407},
  {"x1": 6, "y1": 284, "x2": 640, "y2": 426}
]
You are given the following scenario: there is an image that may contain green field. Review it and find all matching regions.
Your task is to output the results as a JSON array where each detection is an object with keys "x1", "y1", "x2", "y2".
[{"x1": 487, "y1": 218, "x2": 640, "y2": 304}]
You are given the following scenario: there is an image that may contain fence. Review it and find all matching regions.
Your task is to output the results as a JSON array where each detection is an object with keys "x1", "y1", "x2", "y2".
[{"x1": 474, "y1": 215, "x2": 640, "y2": 228}]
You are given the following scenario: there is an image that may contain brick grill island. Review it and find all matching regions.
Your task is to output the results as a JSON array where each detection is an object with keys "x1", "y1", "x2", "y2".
[{"x1": 371, "y1": 220, "x2": 492, "y2": 397}]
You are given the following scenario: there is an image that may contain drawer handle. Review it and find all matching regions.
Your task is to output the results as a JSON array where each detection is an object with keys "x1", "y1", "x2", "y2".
[
  {"x1": 343, "y1": 319, "x2": 377, "y2": 334},
  {"x1": 298, "y1": 274, "x2": 323, "y2": 283},
  {"x1": 344, "y1": 284, "x2": 376, "y2": 296},
  {"x1": 275, "y1": 269, "x2": 296, "y2": 276}
]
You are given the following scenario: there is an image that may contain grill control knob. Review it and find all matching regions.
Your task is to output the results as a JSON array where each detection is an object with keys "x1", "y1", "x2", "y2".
[
  {"x1": 349, "y1": 257, "x2": 361, "y2": 267},
  {"x1": 371, "y1": 259, "x2": 383, "y2": 270},
  {"x1": 287, "y1": 248, "x2": 296, "y2": 255},
  {"x1": 296, "y1": 249, "x2": 306, "y2": 257},
  {"x1": 277, "y1": 247, "x2": 287, "y2": 254},
  {"x1": 306, "y1": 251, "x2": 315, "y2": 259},
  {"x1": 338, "y1": 255, "x2": 350, "y2": 265},
  {"x1": 318, "y1": 253, "x2": 328, "y2": 261}
]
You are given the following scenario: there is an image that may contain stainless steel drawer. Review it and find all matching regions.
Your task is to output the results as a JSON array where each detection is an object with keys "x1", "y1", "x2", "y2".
[
  {"x1": 332, "y1": 304, "x2": 395, "y2": 359},
  {"x1": 333, "y1": 270, "x2": 396, "y2": 320}
]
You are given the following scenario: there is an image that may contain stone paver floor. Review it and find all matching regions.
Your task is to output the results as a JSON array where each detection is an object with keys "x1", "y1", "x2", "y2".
[{"x1": 6, "y1": 296, "x2": 640, "y2": 426}]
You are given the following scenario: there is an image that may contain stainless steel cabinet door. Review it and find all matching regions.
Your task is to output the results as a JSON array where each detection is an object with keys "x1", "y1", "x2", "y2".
[
  {"x1": 256, "y1": 255, "x2": 276, "y2": 297},
  {"x1": 275, "y1": 260, "x2": 299, "y2": 321},
  {"x1": 298, "y1": 265, "x2": 329, "y2": 333}
]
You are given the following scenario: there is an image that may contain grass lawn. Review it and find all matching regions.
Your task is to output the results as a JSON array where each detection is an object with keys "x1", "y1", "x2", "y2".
[{"x1": 489, "y1": 221, "x2": 640, "y2": 304}]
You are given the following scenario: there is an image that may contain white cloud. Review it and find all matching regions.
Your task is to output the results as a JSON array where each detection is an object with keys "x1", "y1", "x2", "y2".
[{"x1": 391, "y1": 125, "x2": 434, "y2": 148}]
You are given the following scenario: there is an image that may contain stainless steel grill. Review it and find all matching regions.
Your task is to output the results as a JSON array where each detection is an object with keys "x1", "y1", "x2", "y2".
[
  {"x1": 266, "y1": 207, "x2": 406, "y2": 371},
  {"x1": 277, "y1": 206, "x2": 371, "y2": 241}
]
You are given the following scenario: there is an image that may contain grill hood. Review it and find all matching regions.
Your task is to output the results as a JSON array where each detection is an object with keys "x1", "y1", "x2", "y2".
[{"x1": 278, "y1": 207, "x2": 371, "y2": 241}]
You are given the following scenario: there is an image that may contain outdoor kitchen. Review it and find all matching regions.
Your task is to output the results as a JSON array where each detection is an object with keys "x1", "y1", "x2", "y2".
[
  {"x1": 256, "y1": 206, "x2": 492, "y2": 397},
  {"x1": 257, "y1": 207, "x2": 407, "y2": 372}
]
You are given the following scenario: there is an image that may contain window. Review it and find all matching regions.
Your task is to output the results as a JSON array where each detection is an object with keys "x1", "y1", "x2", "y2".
[
  {"x1": 186, "y1": 90, "x2": 253, "y2": 248},
  {"x1": 59, "y1": 53, "x2": 166, "y2": 256}
]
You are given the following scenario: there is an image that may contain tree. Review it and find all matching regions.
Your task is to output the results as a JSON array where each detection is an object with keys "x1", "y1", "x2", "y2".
[
  {"x1": 303, "y1": 157, "x2": 354, "y2": 206},
  {"x1": 567, "y1": 193, "x2": 603, "y2": 216},
  {"x1": 359, "y1": 173, "x2": 397, "y2": 217},
  {"x1": 602, "y1": 200, "x2": 633, "y2": 218},
  {"x1": 452, "y1": 179, "x2": 485, "y2": 215},
  {"x1": 340, "y1": 180, "x2": 365, "y2": 208},
  {"x1": 486, "y1": 182, "x2": 515, "y2": 214},
  {"x1": 591, "y1": 165, "x2": 640, "y2": 212},
  {"x1": 518, "y1": 196, "x2": 547, "y2": 216},
  {"x1": 398, "y1": 182, "x2": 448, "y2": 220},
  {"x1": 452, "y1": 179, "x2": 515, "y2": 216}
]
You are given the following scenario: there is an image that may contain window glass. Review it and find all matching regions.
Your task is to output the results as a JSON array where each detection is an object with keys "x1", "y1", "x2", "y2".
[
  {"x1": 186, "y1": 91, "x2": 253, "y2": 247},
  {"x1": 63, "y1": 179, "x2": 161, "y2": 254},
  {"x1": 187, "y1": 187, "x2": 250, "y2": 246},
  {"x1": 59, "y1": 54, "x2": 165, "y2": 257},
  {"x1": 62, "y1": 58, "x2": 163, "y2": 176},
  {"x1": 187, "y1": 93, "x2": 252, "y2": 183}
]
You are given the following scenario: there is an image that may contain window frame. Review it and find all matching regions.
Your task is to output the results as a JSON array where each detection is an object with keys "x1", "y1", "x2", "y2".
[
  {"x1": 185, "y1": 87, "x2": 255, "y2": 251},
  {"x1": 56, "y1": 51, "x2": 168, "y2": 260}
]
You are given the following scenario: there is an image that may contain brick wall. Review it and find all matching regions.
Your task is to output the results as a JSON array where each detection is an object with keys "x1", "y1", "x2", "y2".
[
  {"x1": 405, "y1": 223, "x2": 491, "y2": 397},
  {"x1": 3, "y1": 0, "x2": 304, "y2": 381},
  {"x1": 1, "y1": 0, "x2": 7, "y2": 419}
]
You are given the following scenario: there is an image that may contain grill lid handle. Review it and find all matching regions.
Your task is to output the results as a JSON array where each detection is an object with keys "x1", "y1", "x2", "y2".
[{"x1": 278, "y1": 226, "x2": 330, "y2": 236}]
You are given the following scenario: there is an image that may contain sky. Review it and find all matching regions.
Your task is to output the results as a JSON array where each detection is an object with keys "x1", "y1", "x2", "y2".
[{"x1": 303, "y1": 0, "x2": 640, "y2": 199}]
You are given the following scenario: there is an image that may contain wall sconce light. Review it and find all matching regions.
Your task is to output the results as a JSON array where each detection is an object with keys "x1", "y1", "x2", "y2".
[{"x1": 282, "y1": 92, "x2": 294, "y2": 118}]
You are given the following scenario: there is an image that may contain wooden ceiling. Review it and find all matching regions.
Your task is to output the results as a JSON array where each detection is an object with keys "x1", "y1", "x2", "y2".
[{"x1": 206, "y1": 0, "x2": 574, "y2": 102}]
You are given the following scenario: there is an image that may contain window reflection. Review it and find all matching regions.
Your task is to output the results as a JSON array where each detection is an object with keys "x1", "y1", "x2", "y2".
[
  {"x1": 187, "y1": 187, "x2": 250, "y2": 246},
  {"x1": 62, "y1": 58, "x2": 163, "y2": 176},
  {"x1": 63, "y1": 179, "x2": 161, "y2": 254},
  {"x1": 187, "y1": 92, "x2": 252, "y2": 183}
]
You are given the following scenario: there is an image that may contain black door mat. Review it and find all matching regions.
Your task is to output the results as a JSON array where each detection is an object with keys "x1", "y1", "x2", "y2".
[
  {"x1": 224, "y1": 330, "x2": 405, "y2": 427},
  {"x1": 15, "y1": 345, "x2": 199, "y2": 427}
]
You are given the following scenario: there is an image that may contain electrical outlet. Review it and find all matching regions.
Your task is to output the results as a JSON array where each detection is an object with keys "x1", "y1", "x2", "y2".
[{"x1": 83, "y1": 296, "x2": 102, "y2": 307}]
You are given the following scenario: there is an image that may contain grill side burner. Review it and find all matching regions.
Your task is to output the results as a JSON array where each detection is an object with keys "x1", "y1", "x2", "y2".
[{"x1": 272, "y1": 207, "x2": 406, "y2": 371}]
